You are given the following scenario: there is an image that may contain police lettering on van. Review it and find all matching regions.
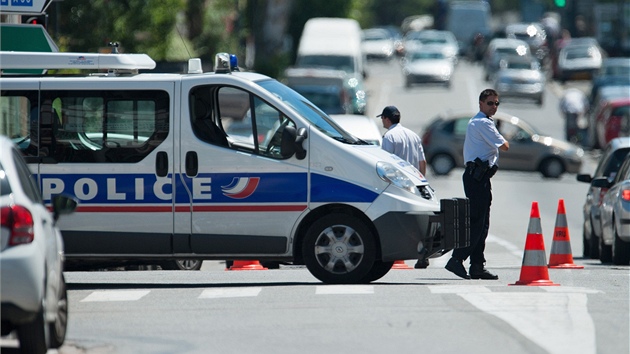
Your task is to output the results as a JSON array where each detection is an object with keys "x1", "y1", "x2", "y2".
[{"x1": 0, "y1": 50, "x2": 469, "y2": 284}]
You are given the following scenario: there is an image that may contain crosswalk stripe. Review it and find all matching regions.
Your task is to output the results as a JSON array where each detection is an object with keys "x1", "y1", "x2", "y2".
[
  {"x1": 198, "y1": 287, "x2": 262, "y2": 299},
  {"x1": 81, "y1": 290, "x2": 150, "y2": 302},
  {"x1": 315, "y1": 285, "x2": 374, "y2": 294}
]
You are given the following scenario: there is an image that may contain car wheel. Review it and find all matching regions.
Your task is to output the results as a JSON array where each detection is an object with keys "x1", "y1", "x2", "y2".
[
  {"x1": 599, "y1": 232, "x2": 612, "y2": 263},
  {"x1": 302, "y1": 213, "x2": 376, "y2": 284},
  {"x1": 49, "y1": 274, "x2": 68, "y2": 348},
  {"x1": 536, "y1": 96, "x2": 543, "y2": 106},
  {"x1": 431, "y1": 153, "x2": 455, "y2": 175},
  {"x1": 405, "y1": 79, "x2": 411, "y2": 88},
  {"x1": 161, "y1": 260, "x2": 203, "y2": 271},
  {"x1": 540, "y1": 158, "x2": 564, "y2": 178},
  {"x1": 17, "y1": 306, "x2": 48, "y2": 354},
  {"x1": 359, "y1": 260, "x2": 394, "y2": 283},
  {"x1": 612, "y1": 221, "x2": 630, "y2": 265}
]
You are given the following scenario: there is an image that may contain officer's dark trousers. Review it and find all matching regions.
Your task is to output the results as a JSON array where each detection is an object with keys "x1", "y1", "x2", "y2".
[{"x1": 452, "y1": 169, "x2": 492, "y2": 265}]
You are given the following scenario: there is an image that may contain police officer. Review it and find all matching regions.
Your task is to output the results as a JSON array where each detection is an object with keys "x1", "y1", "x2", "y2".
[
  {"x1": 445, "y1": 89, "x2": 509, "y2": 280},
  {"x1": 378, "y1": 105, "x2": 429, "y2": 268}
]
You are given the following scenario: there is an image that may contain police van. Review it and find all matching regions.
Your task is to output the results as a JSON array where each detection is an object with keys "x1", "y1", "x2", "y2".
[{"x1": 0, "y1": 50, "x2": 468, "y2": 283}]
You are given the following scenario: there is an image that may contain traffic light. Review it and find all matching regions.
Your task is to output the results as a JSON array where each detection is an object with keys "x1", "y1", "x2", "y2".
[
  {"x1": 554, "y1": 0, "x2": 566, "y2": 8},
  {"x1": 22, "y1": 14, "x2": 48, "y2": 28}
]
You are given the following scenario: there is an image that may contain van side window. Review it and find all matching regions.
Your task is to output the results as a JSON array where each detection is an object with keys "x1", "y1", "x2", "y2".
[
  {"x1": 0, "y1": 91, "x2": 39, "y2": 156},
  {"x1": 1, "y1": 90, "x2": 169, "y2": 163},
  {"x1": 190, "y1": 85, "x2": 296, "y2": 159}
]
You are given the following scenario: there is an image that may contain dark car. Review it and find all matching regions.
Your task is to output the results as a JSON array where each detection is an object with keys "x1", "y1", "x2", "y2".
[
  {"x1": 577, "y1": 137, "x2": 630, "y2": 259},
  {"x1": 421, "y1": 111, "x2": 584, "y2": 178}
]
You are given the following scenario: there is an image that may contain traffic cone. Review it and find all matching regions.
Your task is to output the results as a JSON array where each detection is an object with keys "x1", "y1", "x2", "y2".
[
  {"x1": 548, "y1": 199, "x2": 584, "y2": 269},
  {"x1": 510, "y1": 201, "x2": 559, "y2": 286},
  {"x1": 392, "y1": 260, "x2": 413, "y2": 269},
  {"x1": 227, "y1": 260, "x2": 268, "y2": 271}
]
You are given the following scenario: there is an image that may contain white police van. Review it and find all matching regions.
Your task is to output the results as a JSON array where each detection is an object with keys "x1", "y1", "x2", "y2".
[{"x1": 0, "y1": 50, "x2": 468, "y2": 283}]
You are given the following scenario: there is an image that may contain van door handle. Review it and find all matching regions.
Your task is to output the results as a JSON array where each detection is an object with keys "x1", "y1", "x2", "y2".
[
  {"x1": 156, "y1": 151, "x2": 168, "y2": 177},
  {"x1": 185, "y1": 151, "x2": 198, "y2": 177}
]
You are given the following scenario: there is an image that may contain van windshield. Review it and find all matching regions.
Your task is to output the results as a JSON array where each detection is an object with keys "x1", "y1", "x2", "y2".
[{"x1": 257, "y1": 79, "x2": 365, "y2": 145}]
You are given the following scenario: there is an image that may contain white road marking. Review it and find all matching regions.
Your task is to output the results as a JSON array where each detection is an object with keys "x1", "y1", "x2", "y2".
[
  {"x1": 81, "y1": 290, "x2": 150, "y2": 302},
  {"x1": 429, "y1": 285, "x2": 597, "y2": 354},
  {"x1": 316, "y1": 285, "x2": 374, "y2": 295},
  {"x1": 198, "y1": 287, "x2": 262, "y2": 299}
]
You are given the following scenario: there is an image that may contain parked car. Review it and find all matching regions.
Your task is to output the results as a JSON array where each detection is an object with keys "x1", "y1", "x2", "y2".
[
  {"x1": 402, "y1": 46, "x2": 454, "y2": 88},
  {"x1": 588, "y1": 57, "x2": 630, "y2": 107},
  {"x1": 361, "y1": 28, "x2": 395, "y2": 61},
  {"x1": 422, "y1": 111, "x2": 584, "y2": 178},
  {"x1": 595, "y1": 151, "x2": 630, "y2": 264},
  {"x1": 595, "y1": 97, "x2": 630, "y2": 150},
  {"x1": 493, "y1": 55, "x2": 546, "y2": 105},
  {"x1": 586, "y1": 85, "x2": 630, "y2": 149},
  {"x1": 577, "y1": 137, "x2": 630, "y2": 259},
  {"x1": 505, "y1": 22, "x2": 549, "y2": 63},
  {"x1": 555, "y1": 42, "x2": 605, "y2": 83},
  {"x1": 0, "y1": 135, "x2": 77, "y2": 353},
  {"x1": 329, "y1": 114, "x2": 382, "y2": 146}
]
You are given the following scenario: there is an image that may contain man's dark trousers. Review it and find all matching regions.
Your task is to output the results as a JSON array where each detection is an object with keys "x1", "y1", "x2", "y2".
[{"x1": 453, "y1": 168, "x2": 492, "y2": 265}]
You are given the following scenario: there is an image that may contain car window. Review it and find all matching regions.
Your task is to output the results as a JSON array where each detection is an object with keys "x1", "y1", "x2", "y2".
[
  {"x1": 601, "y1": 147, "x2": 630, "y2": 180},
  {"x1": 452, "y1": 118, "x2": 468, "y2": 136},
  {"x1": 0, "y1": 161, "x2": 11, "y2": 196},
  {"x1": 12, "y1": 148, "x2": 42, "y2": 203},
  {"x1": 614, "y1": 153, "x2": 630, "y2": 183}
]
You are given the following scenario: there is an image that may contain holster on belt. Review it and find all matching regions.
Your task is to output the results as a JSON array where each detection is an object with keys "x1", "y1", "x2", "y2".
[{"x1": 469, "y1": 158, "x2": 498, "y2": 181}]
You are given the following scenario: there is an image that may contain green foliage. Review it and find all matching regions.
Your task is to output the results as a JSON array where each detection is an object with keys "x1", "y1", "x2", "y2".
[{"x1": 50, "y1": 0, "x2": 184, "y2": 60}]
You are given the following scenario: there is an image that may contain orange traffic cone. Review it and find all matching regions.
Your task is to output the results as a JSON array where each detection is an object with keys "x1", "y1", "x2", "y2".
[
  {"x1": 392, "y1": 260, "x2": 413, "y2": 269},
  {"x1": 228, "y1": 260, "x2": 268, "y2": 271},
  {"x1": 510, "y1": 201, "x2": 559, "y2": 286},
  {"x1": 548, "y1": 199, "x2": 584, "y2": 269}
]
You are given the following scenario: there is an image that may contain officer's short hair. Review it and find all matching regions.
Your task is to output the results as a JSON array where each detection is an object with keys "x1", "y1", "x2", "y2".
[{"x1": 479, "y1": 89, "x2": 499, "y2": 102}]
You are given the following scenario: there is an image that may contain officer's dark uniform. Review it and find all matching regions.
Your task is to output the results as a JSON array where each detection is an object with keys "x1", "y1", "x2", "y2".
[{"x1": 446, "y1": 111, "x2": 507, "y2": 280}]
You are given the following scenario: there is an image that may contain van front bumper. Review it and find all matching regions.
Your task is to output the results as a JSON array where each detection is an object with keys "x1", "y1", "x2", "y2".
[{"x1": 373, "y1": 198, "x2": 470, "y2": 262}]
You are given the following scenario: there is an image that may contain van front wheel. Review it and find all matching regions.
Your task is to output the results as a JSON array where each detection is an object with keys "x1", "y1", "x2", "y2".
[{"x1": 302, "y1": 214, "x2": 376, "y2": 284}]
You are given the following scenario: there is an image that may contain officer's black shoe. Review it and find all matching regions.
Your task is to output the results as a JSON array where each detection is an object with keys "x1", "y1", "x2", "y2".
[
  {"x1": 469, "y1": 264, "x2": 498, "y2": 280},
  {"x1": 415, "y1": 258, "x2": 430, "y2": 269},
  {"x1": 445, "y1": 257, "x2": 470, "y2": 279}
]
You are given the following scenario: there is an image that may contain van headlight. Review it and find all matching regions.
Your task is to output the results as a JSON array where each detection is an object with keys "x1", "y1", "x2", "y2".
[{"x1": 376, "y1": 162, "x2": 420, "y2": 196}]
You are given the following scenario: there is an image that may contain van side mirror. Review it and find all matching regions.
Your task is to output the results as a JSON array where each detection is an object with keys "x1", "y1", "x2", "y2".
[
  {"x1": 51, "y1": 194, "x2": 78, "y2": 222},
  {"x1": 281, "y1": 126, "x2": 308, "y2": 160}
]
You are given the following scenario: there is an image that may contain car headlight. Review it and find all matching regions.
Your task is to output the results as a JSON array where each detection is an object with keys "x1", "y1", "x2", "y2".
[{"x1": 376, "y1": 161, "x2": 420, "y2": 196}]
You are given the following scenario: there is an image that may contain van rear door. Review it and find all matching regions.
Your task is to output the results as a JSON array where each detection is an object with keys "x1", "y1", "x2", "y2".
[{"x1": 36, "y1": 79, "x2": 177, "y2": 258}]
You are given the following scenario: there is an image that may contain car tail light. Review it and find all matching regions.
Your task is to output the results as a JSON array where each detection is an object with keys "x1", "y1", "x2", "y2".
[
  {"x1": 622, "y1": 189, "x2": 630, "y2": 202},
  {"x1": 422, "y1": 130, "x2": 432, "y2": 146},
  {"x1": 606, "y1": 115, "x2": 622, "y2": 143},
  {"x1": 1, "y1": 205, "x2": 35, "y2": 245}
]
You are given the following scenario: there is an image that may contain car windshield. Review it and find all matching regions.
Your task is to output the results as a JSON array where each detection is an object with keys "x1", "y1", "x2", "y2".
[{"x1": 257, "y1": 79, "x2": 362, "y2": 144}]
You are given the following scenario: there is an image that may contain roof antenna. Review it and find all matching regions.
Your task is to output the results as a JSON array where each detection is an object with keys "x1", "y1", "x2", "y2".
[{"x1": 109, "y1": 42, "x2": 119, "y2": 54}]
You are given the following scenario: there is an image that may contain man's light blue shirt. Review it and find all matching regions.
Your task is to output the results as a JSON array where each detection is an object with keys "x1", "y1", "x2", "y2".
[{"x1": 463, "y1": 112, "x2": 506, "y2": 166}]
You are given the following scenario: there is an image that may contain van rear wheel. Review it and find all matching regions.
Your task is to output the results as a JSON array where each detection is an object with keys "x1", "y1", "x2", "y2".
[
  {"x1": 161, "y1": 260, "x2": 203, "y2": 271},
  {"x1": 302, "y1": 213, "x2": 376, "y2": 284}
]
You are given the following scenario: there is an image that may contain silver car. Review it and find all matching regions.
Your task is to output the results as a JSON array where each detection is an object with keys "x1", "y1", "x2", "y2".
[
  {"x1": 0, "y1": 135, "x2": 77, "y2": 353},
  {"x1": 596, "y1": 151, "x2": 630, "y2": 265},
  {"x1": 422, "y1": 111, "x2": 584, "y2": 178},
  {"x1": 402, "y1": 46, "x2": 454, "y2": 88},
  {"x1": 577, "y1": 137, "x2": 630, "y2": 260},
  {"x1": 493, "y1": 55, "x2": 546, "y2": 106}
]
